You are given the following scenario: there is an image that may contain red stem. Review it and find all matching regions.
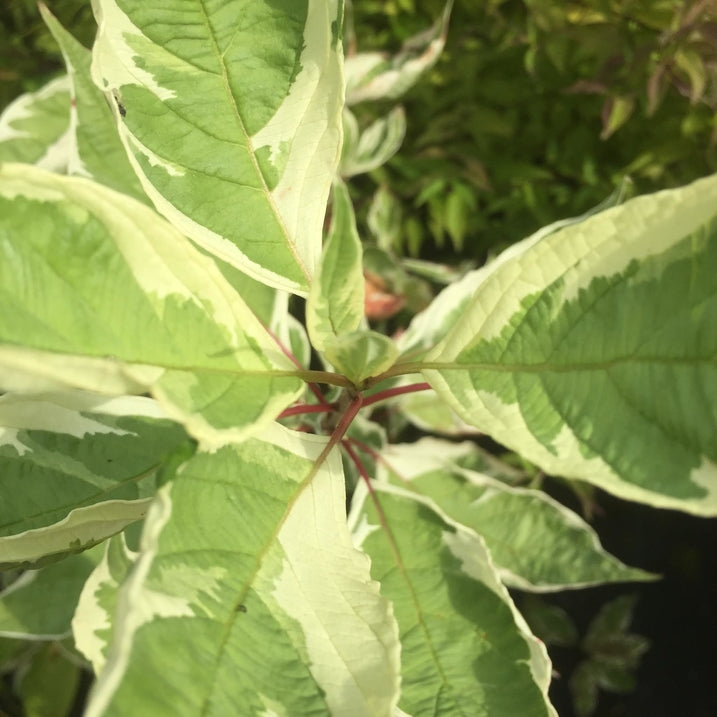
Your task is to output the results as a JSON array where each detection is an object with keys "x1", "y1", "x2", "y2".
[
  {"x1": 341, "y1": 439, "x2": 396, "y2": 565},
  {"x1": 344, "y1": 435, "x2": 381, "y2": 461},
  {"x1": 342, "y1": 439, "x2": 379, "y2": 498},
  {"x1": 346, "y1": 436, "x2": 413, "y2": 489},
  {"x1": 278, "y1": 403, "x2": 337, "y2": 419},
  {"x1": 361, "y1": 381, "x2": 431, "y2": 408}
]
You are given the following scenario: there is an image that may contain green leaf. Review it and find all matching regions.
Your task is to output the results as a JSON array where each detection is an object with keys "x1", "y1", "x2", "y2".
[
  {"x1": 0, "y1": 392, "x2": 187, "y2": 569},
  {"x1": 324, "y1": 330, "x2": 400, "y2": 385},
  {"x1": 349, "y1": 482, "x2": 556, "y2": 716},
  {"x1": 0, "y1": 165, "x2": 303, "y2": 445},
  {"x1": 40, "y1": 5, "x2": 147, "y2": 202},
  {"x1": 399, "y1": 388, "x2": 481, "y2": 435},
  {"x1": 340, "y1": 106, "x2": 406, "y2": 177},
  {"x1": 520, "y1": 596, "x2": 579, "y2": 647},
  {"x1": 570, "y1": 661, "x2": 599, "y2": 717},
  {"x1": 673, "y1": 47, "x2": 707, "y2": 104},
  {"x1": 600, "y1": 94, "x2": 635, "y2": 140},
  {"x1": 0, "y1": 75, "x2": 70, "y2": 170},
  {"x1": 90, "y1": 0, "x2": 345, "y2": 295},
  {"x1": 84, "y1": 426, "x2": 400, "y2": 716},
  {"x1": 345, "y1": 0, "x2": 453, "y2": 104},
  {"x1": 379, "y1": 439, "x2": 654, "y2": 590},
  {"x1": 0, "y1": 546, "x2": 103, "y2": 639},
  {"x1": 422, "y1": 174, "x2": 717, "y2": 515},
  {"x1": 17, "y1": 642, "x2": 81, "y2": 717},
  {"x1": 307, "y1": 180, "x2": 365, "y2": 352},
  {"x1": 368, "y1": 185, "x2": 403, "y2": 252}
]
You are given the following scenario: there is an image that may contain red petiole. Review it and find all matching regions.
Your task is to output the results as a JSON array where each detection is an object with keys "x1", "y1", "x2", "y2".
[{"x1": 278, "y1": 381, "x2": 430, "y2": 421}]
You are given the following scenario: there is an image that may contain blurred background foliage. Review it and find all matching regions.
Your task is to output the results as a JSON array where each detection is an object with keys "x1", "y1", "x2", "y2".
[
  {"x1": 0, "y1": 0, "x2": 94, "y2": 106},
  {"x1": 347, "y1": 0, "x2": 717, "y2": 260}
]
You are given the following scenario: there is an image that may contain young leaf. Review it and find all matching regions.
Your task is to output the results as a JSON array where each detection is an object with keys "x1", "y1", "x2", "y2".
[
  {"x1": 0, "y1": 392, "x2": 187, "y2": 569},
  {"x1": 421, "y1": 174, "x2": 717, "y2": 515},
  {"x1": 40, "y1": 5, "x2": 147, "y2": 202},
  {"x1": 0, "y1": 75, "x2": 70, "y2": 170},
  {"x1": 379, "y1": 440, "x2": 655, "y2": 590},
  {"x1": 90, "y1": 0, "x2": 345, "y2": 295},
  {"x1": 0, "y1": 165, "x2": 303, "y2": 445},
  {"x1": 307, "y1": 180, "x2": 365, "y2": 352},
  {"x1": 85, "y1": 426, "x2": 400, "y2": 716},
  {"x1": 349, "y1": 482, "x2": 556, "y2": 716},
  {"x1": 323, "y1": 330, "x2": 400, "y2": 385}
]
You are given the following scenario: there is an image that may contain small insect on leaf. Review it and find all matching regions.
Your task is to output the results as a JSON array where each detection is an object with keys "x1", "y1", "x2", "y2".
[
  {"x1": 235, "y1": 604, "x2": 247, "y2": 613},
  {"x1": 112, "y1": 91, "x2": 126, "y2": 117}
]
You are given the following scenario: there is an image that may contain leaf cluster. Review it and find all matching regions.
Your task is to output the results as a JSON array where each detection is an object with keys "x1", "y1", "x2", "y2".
[{"x1": 0, "y1": 2, "x2": 714, "y2": 715}]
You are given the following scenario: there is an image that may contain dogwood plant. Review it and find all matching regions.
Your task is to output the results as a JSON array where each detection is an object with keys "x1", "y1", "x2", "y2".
[{"x1": 0, "y1": 2, "x2": 715, "y2": 715}]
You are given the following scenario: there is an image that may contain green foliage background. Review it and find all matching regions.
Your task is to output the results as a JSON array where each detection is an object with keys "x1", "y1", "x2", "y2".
[{"x1": 349, "y1": 0, "x2": 717, "y2": 258}]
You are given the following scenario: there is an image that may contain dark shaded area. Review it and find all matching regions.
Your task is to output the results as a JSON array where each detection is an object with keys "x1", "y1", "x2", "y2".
[{"x1": 540, "y1": 483, "x2": 717, "y2": 717}]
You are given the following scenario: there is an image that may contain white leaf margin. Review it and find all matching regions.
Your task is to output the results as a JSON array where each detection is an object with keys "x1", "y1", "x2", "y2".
[{"x1": 350, "y1": 479, "x2": 557, "y2": 716}]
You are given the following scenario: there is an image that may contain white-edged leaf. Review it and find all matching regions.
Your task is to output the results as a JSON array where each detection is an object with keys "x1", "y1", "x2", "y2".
[
  {"x1": 345, "y1": 0, "x2": 453, "y2": 105},
  {"x1": 349, "y1": 481, "x2": 556, "y2": 716},
  {"x1": 397, "y1": 194, "x2": 630, "y2": 360},
  {"x1": 341, "y1": 106, "x2": 406, "y2": 177},
  {"x1": 73, "y1": 535, "x2": 137, "y2": 673},
  {"x1": 307, "y1": 180, "x2": 365, "y2": 352},
  {"x1": 379, "y1": 439, "x2": 655, "y2": 591},
  {"x1": 0, "y1": 391, "x2": 188, "y2": 569},
  {"x1": 0, "y1": 164, "x2": 303, "y2": 446},
  {"x1": 422, "y1": 174, "x2": 717, "y2": 515},
  {"x1": 0, "y1": 75, "x2": 71, "y2": 170},
  {"x1": 85, "y1": 425, "x2": 400, "y2": 716},
  {"x1": 40, "y1": 5, "x2": 147, "y2": 202},
  {"x1": 1, "y1": 499, "x2": 151, "y2": 571},
  {"x1": 90, "y1": 0, "x2": 345, "y2": 296}
]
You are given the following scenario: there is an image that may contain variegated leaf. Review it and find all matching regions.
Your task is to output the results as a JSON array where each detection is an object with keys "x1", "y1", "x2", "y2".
[
  {"x1": 349, "y1": 482, "x2": 556, "y2": 716},
  {"x1": 398, "y1": 189, "x2": 632, "y2": 360},
  {"x1": 422, "y1": 174, "x2": 717, "y2": 514},
  {"x1": 307, "y1": 180, "x2": 365, "y2": 353},
  {"x1": 40, "y1": 6, "x2": 147, "y2": 202},
  {"x1": 84, "y1": 426, "x2": 400, "y2": 716},
  {"x1": 0, "y1": 391, "x2": 188, "y2": 569},
  {"x1": 379, "y1": 439, "x2": 654, "y2": 590},
  {"x1": 0, "y1": 164, "x2": 303, "y2": 445},
  {"x1": 90, "y1": 0, "x2": 345, "y2": 295},
  {"x1": 340, "y1": 106, "x2": 406, "y2": 177},
  {"x1": 73, "y1": 535, "x2": 137, "y2": 673},
  {"x1": 345, "y1": 0, "x2": 453, "y2": 105},
  {"x1": 0, "y1": 75, "x2": 71, "y2": 170}
]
